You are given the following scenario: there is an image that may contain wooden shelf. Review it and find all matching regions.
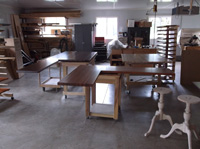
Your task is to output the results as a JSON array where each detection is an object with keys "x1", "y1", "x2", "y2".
[
  {"x1": 156, "y1": 25, "x2": 178, "y2": 81},
  {"x1": 157, "y1": 45, "x2": 176, "y2": 48},
  {"x1": 90, "y1": 104, "x2": 114, "y2": 118},
  {"x1": 0, "y1": 24, "x2": 10, "y2": 26},
  {"x1": 40, "y1": 77, "x2": 61, "y2": 88}
]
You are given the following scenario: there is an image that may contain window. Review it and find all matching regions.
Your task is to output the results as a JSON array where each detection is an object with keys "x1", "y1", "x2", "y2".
[
  {"x1": 96, "y1": 17, "x2": 118, "y2": 39},
  {"x1": 42, "y1": 17, "x2": 66, "y2": 35},
  {"x1": 148, "y1": 16, "x2": 171, "y2": 39}
]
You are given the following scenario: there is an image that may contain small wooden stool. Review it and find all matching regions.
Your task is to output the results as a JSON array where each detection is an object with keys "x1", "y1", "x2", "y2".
[
  {"x1": 160, "y1": 95, "x2": 200, "y2": 149},
  {"x1": 144, "y1": 87, "x2": 174, "y2": 137}
]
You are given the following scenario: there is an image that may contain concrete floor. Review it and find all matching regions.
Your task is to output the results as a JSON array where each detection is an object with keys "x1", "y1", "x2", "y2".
[{"x1": 0, "y1": 62, "x2": 200, "y2": 149}]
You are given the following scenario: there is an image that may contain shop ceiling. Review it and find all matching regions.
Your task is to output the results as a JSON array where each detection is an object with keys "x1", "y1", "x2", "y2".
[{"x1": 0, "y1": 0, "x2": 195, "y2": 10}]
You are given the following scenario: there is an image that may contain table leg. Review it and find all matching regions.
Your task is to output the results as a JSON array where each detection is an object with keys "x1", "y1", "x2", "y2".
[
  {"x1": 63, "y1": 65, "x2": 68, "y2": 93},
  {"x1": 114, "y1": 75, "x2": 120, "y2": 120},
  {"x1": 118, "y1": 75, "x2": 122, "y2": 110},
  {"x1": 92, "y1": 84, "x2": 96, "y2": 105},
  {"x1": 85, "y1": 87, "x2": 90, "y2": 118}
]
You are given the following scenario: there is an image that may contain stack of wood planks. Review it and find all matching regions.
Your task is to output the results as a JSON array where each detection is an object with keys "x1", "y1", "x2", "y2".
[{"x1": 10, "y1": 14, "x2": 30, "y2": 57}]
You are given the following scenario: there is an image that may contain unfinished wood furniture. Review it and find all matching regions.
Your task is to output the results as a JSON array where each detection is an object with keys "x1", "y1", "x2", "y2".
[
  {"x1": 18, "y1": 54, "x2": 60, "y2": 91},
  {"x1": 18, "y1": 51, "x2": 97, "y2": 95},
  {"x1": 181, "y1": 48, "x2": 200, "y2": 85},
  {"x1": 145, "y1": 87, "x2": 174, "y2": 137},
  {"x1": 121, "y1": 54, "x2": 173, "y2": 91},
  {"x1": 156, "y1": 25, "x2": 178, "y2": 82},
  {"x1": 58, "y1": 65, "x2": 175, "y2": 119},
  {"x1": 110, "y1": 48, "x2": 157, "y2": 66},
  {"x1": 0, "y1": 56, "x2": 15, "y2": 100},
  {"x1": 161, "y1": 95, "x2": 200, "y2": 149}
]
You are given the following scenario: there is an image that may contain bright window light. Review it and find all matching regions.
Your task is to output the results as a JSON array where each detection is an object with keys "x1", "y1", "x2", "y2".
[
  {"x1": 96, "y1": 17, "x2": 118, "y2": 39},
  {"x1": 97, "y1": 0, "x2": 117, "y2": 2},
  {"x1": 148, "y1": 16, "x2": 171, "y2": 39}
]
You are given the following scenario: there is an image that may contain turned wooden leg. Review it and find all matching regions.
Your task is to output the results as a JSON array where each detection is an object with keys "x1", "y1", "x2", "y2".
[{"x1": 144, "y1": 111, "x2": 159, "y2": 137}]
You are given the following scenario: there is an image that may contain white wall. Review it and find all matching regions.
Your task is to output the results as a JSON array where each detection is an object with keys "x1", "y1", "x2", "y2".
[
  {"x1": 171, "y1": 14, "x2": 200, "y2": 57},
  {"x1": 69, "y1": 9, "x2": 147, "y2": 32},
  {"x1": 0, "y1": 4, "x2": 21, "y2": 38},
  {"x1": 172, "y1": 14, "x2": 200, "y2": 29}
]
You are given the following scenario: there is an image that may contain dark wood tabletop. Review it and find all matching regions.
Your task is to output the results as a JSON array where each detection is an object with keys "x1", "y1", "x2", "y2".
[
  {"x1": 58, "y1": 65, "x2": 174, "y2": 86},
  {"x1": 58, "y1": 65, "x2": 101, "y2": 86},
  {"x1": 17, "y1": 51, "x2": 97, "y2": 73},
  {"x1": 17, "y1": 57, "x2": 58, "y2": 73},
  {"x1": 121, "y1": 54, "x2": 172, "y2": 64},
  {"x1": 56, "y1": 51, "x2": 97, "y2": 62}
]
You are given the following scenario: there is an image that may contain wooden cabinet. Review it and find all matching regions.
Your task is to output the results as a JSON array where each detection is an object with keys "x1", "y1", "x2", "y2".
[
  {"x1": 181, "y1": 48, "x2": 200, "y2": 85},
  {"x1": 75, "y1": 24, "x2": 94, "y2": 51}
]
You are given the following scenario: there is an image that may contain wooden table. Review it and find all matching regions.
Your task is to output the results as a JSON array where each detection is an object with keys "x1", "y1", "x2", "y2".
[
  {"x1": 58, "y1": 51, "x2": 97, "y2": 97},
  {"x1": 121, "y1": 53, "x2": 172, "y2": 65},
  {"x1": 121, "y1": 53, "x2": 173, "y2": 90},
  {"x1": 58, "y1": 65, "x2": 174, "y2": 120},
  {"x1": 18, "y1": 51, "x2": 97, "y2": 95}
]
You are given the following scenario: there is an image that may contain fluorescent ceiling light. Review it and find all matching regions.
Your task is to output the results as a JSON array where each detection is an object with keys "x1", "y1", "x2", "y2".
[
  {"x1": 97, "y1": 0, "x2": 117, "y2": 2},
  {"x1": 150, "y1": 0, "x2": 172, "y2": 2}
]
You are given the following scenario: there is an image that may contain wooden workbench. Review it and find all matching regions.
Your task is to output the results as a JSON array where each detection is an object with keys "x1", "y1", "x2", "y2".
[
  {"x1": 18, "y1": 51, "x2": 97, "y2": 93},
  {"x1": 58, "y1": 65, "x2": 175, "y2": 120}
]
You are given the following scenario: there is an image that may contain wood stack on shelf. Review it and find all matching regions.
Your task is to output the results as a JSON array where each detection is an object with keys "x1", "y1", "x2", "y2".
[
  {"x1": 0, "y1": 38, "x2": 24, "y2": 79},
  {"x1": 10, "y1": 11, "x2": 81, "y2": 59},
  {"x1": 0, "y1": 55, "x2": 15, "y2": 100},
  {"x1": 156, "y1": 25, "x2": 179, "y2": 82}
]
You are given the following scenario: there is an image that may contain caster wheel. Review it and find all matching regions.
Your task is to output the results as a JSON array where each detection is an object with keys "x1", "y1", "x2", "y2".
[
  {"x1": 11, "y1": 97, "x2": 14, "y2": 100},
  {"x1": 43, "y1": 87, "x2": 45, "y2": 92},
  {"x1": 152, "y1": 85, "x2": 156, "y2": 88},
  {"x1": 125, "y1": 90, "x2": 130, "y2": 94},
  {"x1": 65, "y1": 95, "x2": 67, "y2": 99}
]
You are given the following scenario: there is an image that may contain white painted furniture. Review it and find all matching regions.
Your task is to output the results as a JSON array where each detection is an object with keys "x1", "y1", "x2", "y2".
[
  {"x1": 144, "y1": 87, "x2": 174, "y2": 137},
  {"x1": 160, "y1": 95, "x2": 200, "y2": 149}
]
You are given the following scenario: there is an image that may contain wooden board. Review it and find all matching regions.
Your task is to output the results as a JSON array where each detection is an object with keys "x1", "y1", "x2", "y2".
[
  {"x1": 58, "y1": 65, "x2": 101, "y2": 86},
  {"x1": 58, "y1": 65, "x2": 175, "y2": 87},
  {"x1": 11, "y1": 14, "x2": 30, "y2": 56},
  {"x1": 19, "y1": 11, "x2": 81, "y2": 18}
]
